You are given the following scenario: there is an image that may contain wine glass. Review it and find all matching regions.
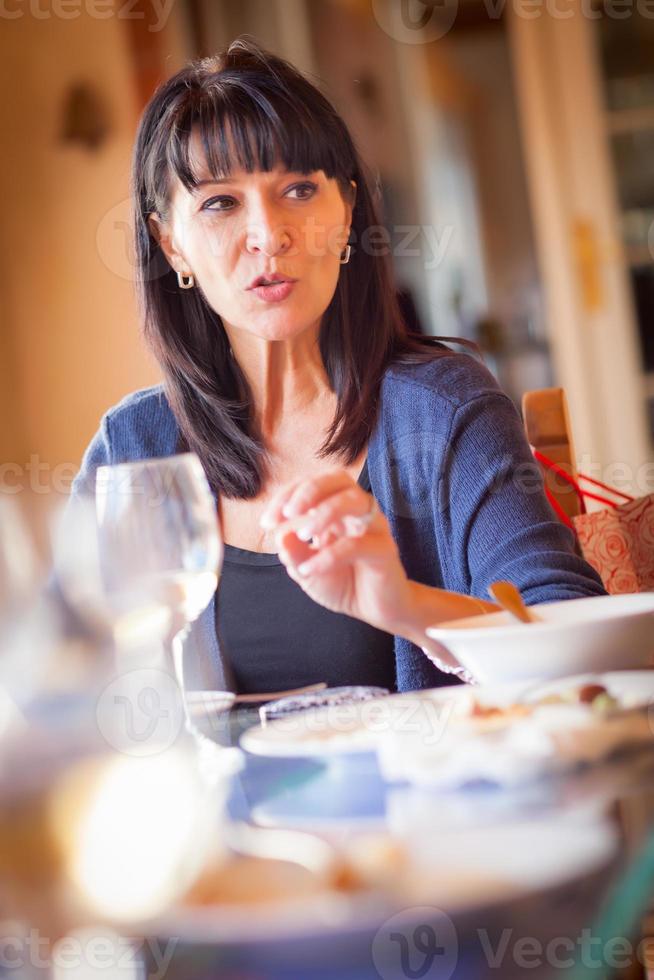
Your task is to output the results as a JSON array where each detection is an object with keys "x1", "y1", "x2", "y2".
[
  {"x1": 0, "y1": 495, "x2": 39, "y2": 620},
  {"x1": 93, "y1": 454, "x2": 223, "y2": 728},
  {"x1": 0, "y1": 495, "x2": 55, "y2": 714}
]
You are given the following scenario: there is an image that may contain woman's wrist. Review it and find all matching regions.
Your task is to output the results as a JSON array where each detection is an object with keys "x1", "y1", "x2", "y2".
[{"x1": 388, "y1": 580, "x2": 497, "y2": 646}]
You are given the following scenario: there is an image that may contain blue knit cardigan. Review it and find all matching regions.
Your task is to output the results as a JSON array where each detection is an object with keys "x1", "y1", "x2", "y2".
[{"x1": 71, "y1": 353, "x2": 606, "y2": 692}]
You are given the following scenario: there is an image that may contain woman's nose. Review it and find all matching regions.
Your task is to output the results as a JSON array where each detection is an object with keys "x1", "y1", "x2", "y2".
[{"x1": 245, "y1": 204, "x2": 292, "y2": 256}]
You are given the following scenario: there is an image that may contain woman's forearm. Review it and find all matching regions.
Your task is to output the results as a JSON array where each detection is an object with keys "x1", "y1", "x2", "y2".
[{"x1": 387, "y1": 580, "x2": 497, "y2": 648}]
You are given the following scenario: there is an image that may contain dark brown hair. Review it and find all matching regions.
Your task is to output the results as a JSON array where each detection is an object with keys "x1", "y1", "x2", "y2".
[{"x1": 132, "y1": 35, "x2": 464, "y2": 498}]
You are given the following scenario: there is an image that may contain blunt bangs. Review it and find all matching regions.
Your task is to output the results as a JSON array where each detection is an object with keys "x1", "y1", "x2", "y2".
[{"x1": 164, "y1": 76, "x2": 356, "y2": 204}]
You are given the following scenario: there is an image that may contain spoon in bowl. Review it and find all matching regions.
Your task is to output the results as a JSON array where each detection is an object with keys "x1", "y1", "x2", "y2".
[{"x1": 488, "y1": 580, "x2": 542, "y2": 624}]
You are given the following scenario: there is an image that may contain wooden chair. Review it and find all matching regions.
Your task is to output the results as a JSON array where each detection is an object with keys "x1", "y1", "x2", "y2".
[
  {"x1": 522, "y1": 387, "x2": 585, "y2": 525},
  {"x1": 525, "y1": 390, "x2": 651, "y2": 980}
]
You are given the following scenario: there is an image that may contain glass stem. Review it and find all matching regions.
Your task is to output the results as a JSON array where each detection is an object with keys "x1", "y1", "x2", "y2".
[{"x1": 170, "y1": 625, "x2": 198, "y2": 738}]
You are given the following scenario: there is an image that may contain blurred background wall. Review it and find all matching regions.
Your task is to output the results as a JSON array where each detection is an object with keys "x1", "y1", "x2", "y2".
[{"x1": 2, "y1": 0, "x2": 653, "y2": 541}]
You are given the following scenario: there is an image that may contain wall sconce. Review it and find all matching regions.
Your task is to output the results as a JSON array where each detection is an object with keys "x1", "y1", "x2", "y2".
[{"x1": 59, "y1": 82, "x2": 111, "y2": 152}]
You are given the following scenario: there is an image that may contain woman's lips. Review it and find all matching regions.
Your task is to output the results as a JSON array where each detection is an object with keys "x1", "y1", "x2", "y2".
[{"x1": 250, "y1": 281, "x2": 297, "y2": 303}]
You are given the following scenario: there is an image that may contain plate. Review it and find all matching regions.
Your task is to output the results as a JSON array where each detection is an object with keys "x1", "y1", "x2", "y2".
[
  {"x1": 141, "y1": 810, "x2": 617, "y2": 947},
  {"x1": 376, "y1": 671, "x2": 654, "y2": 789},
  {"x1": 238, "y1": 686, "x2": 503, "y2": 758},
  {"x1": 239, "y1": 680, "x2": 553, "y2": 759},
  {"x1": 239, "y1": 671, "x2": 654, "y2": 767},
  {"x1": 523, "y1": 670, "x2": 654, "y2": 708}
]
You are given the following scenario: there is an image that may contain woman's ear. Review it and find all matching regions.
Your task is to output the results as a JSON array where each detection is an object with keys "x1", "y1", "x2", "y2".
[
  {"x1": 349, "y1": 180, "x2": 357, "y2": 215},
  {"x1": 147, "y1": 213, "x2": 163, "y2": 246},
  {"x1": 343, "y1": 180, "x2": 357, "y2": 230},
  {"x1": 147, "y1": 213, "x2": 186, "y2": 275}
]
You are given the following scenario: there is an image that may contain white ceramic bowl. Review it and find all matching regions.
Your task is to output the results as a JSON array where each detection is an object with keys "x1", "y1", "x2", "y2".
[{"x1": 425, "y1": 593, "x2": 654, "y2": 684}]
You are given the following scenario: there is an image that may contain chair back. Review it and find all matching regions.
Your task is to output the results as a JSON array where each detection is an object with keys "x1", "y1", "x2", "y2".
[{"x1": 522, "y1": 387, "x2": 585, "y2": 523}]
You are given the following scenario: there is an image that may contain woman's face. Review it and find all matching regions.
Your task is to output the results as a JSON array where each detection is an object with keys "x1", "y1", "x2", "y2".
[{"x1": 150, "y1": 132, "x2": 355, "y2": 344}]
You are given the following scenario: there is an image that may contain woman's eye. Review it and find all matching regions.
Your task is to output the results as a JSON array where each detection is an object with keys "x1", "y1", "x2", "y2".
[
  {"x1": 202, "y1": 195, "x2": 237, "y2": 212},
  {"x1": 201, "y1": 181, "x2": 317, "y2": 213},
  {"x1": 286, "y1": 181, "x2": 317, "y2": 199}
]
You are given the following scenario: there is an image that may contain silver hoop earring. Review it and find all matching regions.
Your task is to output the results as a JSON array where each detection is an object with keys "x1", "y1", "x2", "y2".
[
  {"x1": 177, "y1": 271, "x2": 195, "y2": 289},
  {"x1": 340, "y1": 244, "x2": 351, "y2": 265}
]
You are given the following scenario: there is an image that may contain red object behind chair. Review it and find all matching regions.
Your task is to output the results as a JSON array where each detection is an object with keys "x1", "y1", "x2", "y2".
[{"x1": 523, "y1": 388, "x2": 654, "y2": 594}]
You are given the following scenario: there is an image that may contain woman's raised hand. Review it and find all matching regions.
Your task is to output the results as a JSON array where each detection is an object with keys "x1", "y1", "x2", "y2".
[{"x1": 259, "y1": 469, "x2": 413, "y2": 635}]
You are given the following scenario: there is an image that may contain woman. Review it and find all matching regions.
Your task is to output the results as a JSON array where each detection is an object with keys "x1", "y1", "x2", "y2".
[{"x1": 72, "y1": 37, "x2": 605, "y2": 694}]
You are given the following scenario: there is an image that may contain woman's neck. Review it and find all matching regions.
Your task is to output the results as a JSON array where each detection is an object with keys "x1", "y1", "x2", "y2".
[{"x1": 226, "y1": 325, "x2": 335, "y2": 439}]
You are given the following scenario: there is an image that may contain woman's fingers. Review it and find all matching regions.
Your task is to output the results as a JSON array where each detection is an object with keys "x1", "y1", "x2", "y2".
[
  {"x1": 293, "y1": 487, "x2": 381, "y2": 542},
  {"x1": 277, "y1": 527, "x2": 388, "y2": 579},
  {"x1": 274, "y1": 521, "x2": 340, "y2": 573},
  {"x1": 270, "y1": 484, "x2": 382, "y2": 575},
  {"x1": 275, "y1": 528, "x2": 311, "y2": 576},
  {"x1": 259, "y1": 477, "x2": 307, "y2": 529},
  {"x1": 260, "y1": 470, "x2": 356, "y2": 529},
  {"x1": 281, "y1": 471, "x2": 355, "y2": 520}
]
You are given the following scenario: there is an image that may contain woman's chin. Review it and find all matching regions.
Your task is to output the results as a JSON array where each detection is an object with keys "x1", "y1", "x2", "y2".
[{"x1": 237, "y1": 315, "x2": 321, "y2": 344}]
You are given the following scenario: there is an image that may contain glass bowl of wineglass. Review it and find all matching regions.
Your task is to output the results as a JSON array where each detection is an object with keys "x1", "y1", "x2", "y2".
[
  {"x1": 94, "y1": 454, "x2": 222, "y2": 719},
  {"x1": 53, "y1": 453, "x2": 223, "y2": 745}
]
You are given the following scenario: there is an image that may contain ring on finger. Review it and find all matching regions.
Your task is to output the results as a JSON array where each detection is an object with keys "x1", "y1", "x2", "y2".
[{"x1": 347, "y1": 496, "x2": 379, "y2": 536}]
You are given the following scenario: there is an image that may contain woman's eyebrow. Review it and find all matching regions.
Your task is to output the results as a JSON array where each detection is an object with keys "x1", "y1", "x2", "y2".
[
  {"x1": 192, "y1": 170, "x2": 317, "y2": 192},
  {"x1": 192, "y1": 177, "x2": 232, "y2": 190}
]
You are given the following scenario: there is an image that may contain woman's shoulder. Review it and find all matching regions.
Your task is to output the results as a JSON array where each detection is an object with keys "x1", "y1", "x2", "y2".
[
  {"x1": 100, "y1": 383, "x2": 179, "y2": 457},
  {"x1": 382, "y1": 350, "x2": 506, "y2": 411},
  {"x1": 73, "y1": 384, "x2": 179, "y2": 495},
  {"x1": 103, "y1": 382, "x2": 169, "y2": 420}
]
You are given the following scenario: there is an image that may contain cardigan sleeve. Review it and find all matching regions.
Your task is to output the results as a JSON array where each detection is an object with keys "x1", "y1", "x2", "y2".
[
  {"x1": 69, "y1": 413, "x2": 113, "y2": 499},
  {"x1": 436, "y1": 390, "x2": 606, "y2": 605}
]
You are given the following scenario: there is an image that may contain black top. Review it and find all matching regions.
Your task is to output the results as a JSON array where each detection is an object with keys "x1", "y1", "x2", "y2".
[{"x1": 215, "y1": 460, "x2": 397, "y2": 695}]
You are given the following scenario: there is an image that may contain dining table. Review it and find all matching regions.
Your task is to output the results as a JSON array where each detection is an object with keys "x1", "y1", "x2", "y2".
[{"x1": 135, "y1": 690, "x2": 654, "y2": 980}]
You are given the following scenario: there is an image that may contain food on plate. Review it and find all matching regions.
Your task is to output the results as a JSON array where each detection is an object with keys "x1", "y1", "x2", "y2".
[
  {"x1": 534, "y1": 682, "x2": 619, "y2": 711},
  {"x1": 181, "y1": 854, "x2": 327, "y2": 906},
  {"x1": 578, "y1": 683, "x2": 611, "y2": 704},
  {"x1": 336, "y1": 834, "x2": 514, "y2": 907},
  {"x1": 243, "y1": 672, "x2": 650, "y2": 763},
  {"x1": 455, "y1": 681, "x2": 622, "y2": 730},
  {"x1": 376, "y1": 673, "x2": 654, "y2": 790},
  {"x1": 174, "y1": 833, "x2": 513, "y2": 918},
  {"x1": 179, "y1": 839, "x2": 416, "y2": 909},
  {"x1": 464, "y1": 700, "x2": 531, "y2": 723}
]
